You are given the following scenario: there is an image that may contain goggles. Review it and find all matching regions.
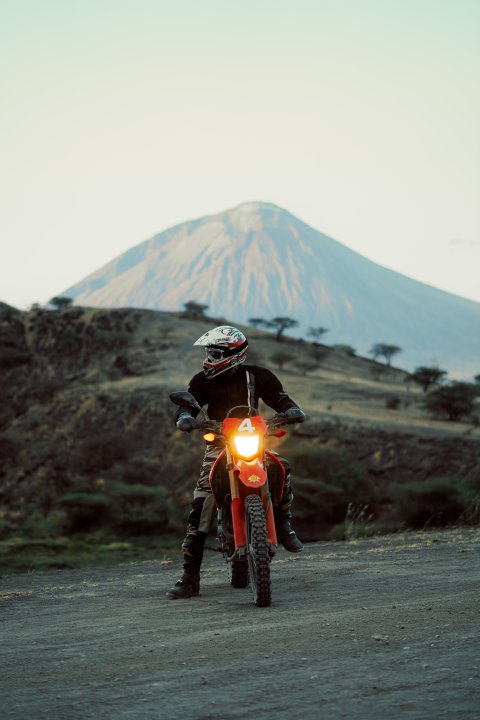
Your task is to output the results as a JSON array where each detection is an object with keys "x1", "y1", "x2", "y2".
[{"x1": 205, "y1": 347, "x2": 225, "y2": 363}]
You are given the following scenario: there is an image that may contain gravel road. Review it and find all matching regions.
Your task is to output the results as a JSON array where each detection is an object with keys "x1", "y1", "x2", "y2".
[{"x1": 1, "y1": 529, "x2": 479, "y2": 720}]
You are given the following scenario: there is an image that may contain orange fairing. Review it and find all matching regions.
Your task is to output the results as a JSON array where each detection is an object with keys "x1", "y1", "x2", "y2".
[{"x1": 222, "y1": 416, "x2": 267, "y2": 461}]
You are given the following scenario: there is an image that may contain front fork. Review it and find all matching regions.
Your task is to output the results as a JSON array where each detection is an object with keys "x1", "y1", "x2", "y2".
[{"x1": 224, "y1": 446, "x2": 277, "y2": 556}]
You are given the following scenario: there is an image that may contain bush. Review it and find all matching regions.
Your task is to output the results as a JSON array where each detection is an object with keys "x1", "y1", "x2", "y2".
[
  {"x1": 29, "y1": 378, "x2": 64, "y2": 403},
  {"x1": 0, "y1": 434, "x2": 22, "y2": 463},
  {"x1": 79, "y1": 432, "x2": 136, "y2": 473},
  {"x1": 391, "y1": 476, "x2": 467, "y2": 528},
  {"x1": 270, "y1": 350, "x2": 293, "y2": 370},
  {"x1": 460, "y1": 474, "x2": 480, "y2": 524},
  {"x1": 288, "y1": 443, "x2": 377, "y2": 533},
  {"x1": 108, "y1": 482, "x2": 177, "y2": 535},
  {"x1": 333, "y1": 345, "x2": 356, "y2": 356},
  {"x1": 0, "y1": 348, "x2": 32, "y2": 369},
  {"x1": 55, "y1": 481, "x2": 182, "y2": 537},
  {"x1": 423, "y1": 382, "x2": 479, "y2": 422},
  {"x1": 56, "y1": 492, "x2": 111, "y2": 532},
  {"x1": 22, "y1": 510, "x2": 69, "y2": 538},
  {"x1": 120, "y1": 458, "x2": 161, "y2": 486},
  {"x1": 386, "y1": 396, "x2": 401, "y2": 410}
]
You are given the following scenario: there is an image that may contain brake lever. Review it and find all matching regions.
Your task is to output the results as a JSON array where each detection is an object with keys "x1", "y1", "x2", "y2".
[
  {"x1": 200, "y1": 420, "x2": 223, "y2": 434},
  {"x1": 267, "y1": 414, "x2": 287, "y2": 430}
]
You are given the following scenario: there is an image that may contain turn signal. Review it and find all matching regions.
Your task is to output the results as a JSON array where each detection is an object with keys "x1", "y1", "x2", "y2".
[{"x1": 203, "y1": 432, "x2": 216, "y2": 442}]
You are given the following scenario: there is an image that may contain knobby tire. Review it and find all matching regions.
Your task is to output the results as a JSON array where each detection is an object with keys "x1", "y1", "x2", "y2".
[{"x1": 245, "y1": 494, "x2": 271, "y2": 607}]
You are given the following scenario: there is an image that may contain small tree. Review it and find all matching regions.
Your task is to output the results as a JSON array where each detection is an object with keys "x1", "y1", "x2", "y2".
[
  {"x1": 248, "y1": 318, "x2": 267, "y2": 329},
  {"x1": 269, "y1": 317, "x2": 299, "y2": 342},
  {"x1": 183, "y1": 300, "x2": 209, "y2": 318},
  {"x1": 270, "y1": 350, "x2": 293, "y2": 371},
  {"x1": 409, "y1": 367, "x2": 447, "y2": 393},
  {"x1": 423, "y1": 382, "x2": 479, "y2": 422},
  {"x1": 474, "y1": 374, "x2": 480, "y2": 384},
  {"x1": 309, "y1": 344, "x2": 330, "y2": 363},
  {"x1": 294, "y1": 359, "x2": 318, "y2": 376},
  {"x1": 50, "y1": 296, "x2": 73, "y2": 310},
  {"x1": 333, "y1": 344, "x2": 356, "y2": 357},
  {"x1": 369, "y1": 343, "x2": 402, "y2": 366},
  {"x1": 307, "y1": 326, "x2": 329, "y2": 344}
]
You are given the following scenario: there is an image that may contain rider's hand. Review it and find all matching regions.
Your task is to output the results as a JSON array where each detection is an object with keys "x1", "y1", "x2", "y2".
[
  {"x1": 284, "y1": 406, "x2": 306, "y2": 424},
  {"x1": 176, "y1": 412, "x2": 200, "y2": 432}
]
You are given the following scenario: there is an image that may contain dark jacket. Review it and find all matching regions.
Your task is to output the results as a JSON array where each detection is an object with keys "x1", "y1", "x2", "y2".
[{"x1": 176, "y1": 364, "x2": 299, "y2": 422}]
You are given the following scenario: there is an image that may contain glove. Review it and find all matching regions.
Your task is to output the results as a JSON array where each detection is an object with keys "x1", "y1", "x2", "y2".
[
  {"x1": 284, "y1": 407, "x2": 306, "y2": 424},
  {"x1": 176, "y1": 412, "x2": 200, "y2": 432}
]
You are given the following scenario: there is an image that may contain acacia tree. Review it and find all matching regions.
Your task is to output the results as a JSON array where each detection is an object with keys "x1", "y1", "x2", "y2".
[
  {"x1": 269, "y1": 317, "x2": 299, "y2": 342},
  {"x1": 423, "y1": 382, "x2": 479, "y2": 421},
  {"x1": 248, "y1": 318, "x2": 267, "y2": 329},
  {"x1": 369, "y1": 343, "x2": 402, "y2": 366},
  {"x1": 307, "y1": 326, "x2": 329, "y2": 344},
  {"x1": 409, "y1": 367, "x2": 447, "y2": 393},
  {"x1": 49, "y1": 296, "x2": 73, "y2": 310},
  {"x1": 183, "y1": 300, "x2": 209, "y2": 318}
]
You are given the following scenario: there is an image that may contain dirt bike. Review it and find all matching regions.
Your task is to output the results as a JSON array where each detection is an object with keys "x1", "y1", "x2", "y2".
[{"x1": 170, "y1": 391, "x2": 299, "y2": 607}]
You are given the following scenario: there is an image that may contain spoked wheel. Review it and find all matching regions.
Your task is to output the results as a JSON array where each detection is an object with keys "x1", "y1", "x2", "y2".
[
  {"x1": 245, "y1": 494, "x2": 271, "y2": 607},
  {"x1": 230, "y1": 558, "x2": 249, "y2": 588}
]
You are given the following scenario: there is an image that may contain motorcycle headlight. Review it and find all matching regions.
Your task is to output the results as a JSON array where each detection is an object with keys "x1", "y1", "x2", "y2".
[{"x1": 233, "y1": 434, "x2": 260, "y2": 460}]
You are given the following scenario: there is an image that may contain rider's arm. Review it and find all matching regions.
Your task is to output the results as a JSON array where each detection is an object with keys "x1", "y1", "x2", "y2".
[
  {"x1": 256, "y1": 366, "x2": 301, "y2": 414},
  {"x1": 173, "y1": 371, "x2": 208, "y2": 423}
]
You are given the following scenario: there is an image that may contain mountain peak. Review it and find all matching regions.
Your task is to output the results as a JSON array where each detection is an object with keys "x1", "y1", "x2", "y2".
[
  {"x1": 211, "y1": 201, "x2": 286, "y2": 234},
  {"x1": 228, "y1": 201, "x2": 282, "y2": 215},
  {"x1": 63, "y1": 202, "x2": 480, "y2": 377}
]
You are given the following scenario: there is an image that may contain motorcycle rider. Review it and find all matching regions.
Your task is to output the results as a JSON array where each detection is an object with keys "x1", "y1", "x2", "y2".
[{"x1": 167, "y1": 325, "x2": 306, "y2": 599}]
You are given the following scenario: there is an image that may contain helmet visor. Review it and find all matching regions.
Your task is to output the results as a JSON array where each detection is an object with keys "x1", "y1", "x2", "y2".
[{"x1": 205, "y1": 347, "x2": 225, "y2": 363}]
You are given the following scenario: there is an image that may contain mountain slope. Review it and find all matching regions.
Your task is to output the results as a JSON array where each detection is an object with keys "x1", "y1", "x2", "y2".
[{"x1": 63, "y1": 202, "x2": 480, "y2": 377}]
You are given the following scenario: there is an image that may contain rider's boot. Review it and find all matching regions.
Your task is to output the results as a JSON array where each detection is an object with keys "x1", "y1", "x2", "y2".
[
  {"x1": 167, "y1": 571, "x2": 200, "y2": 599},
  {"x1": 166, "y1": 530, "x2": 207, "y2": 599},
  {"x1": 274, "y1": 492, "x2": 304, "y2": 553}
]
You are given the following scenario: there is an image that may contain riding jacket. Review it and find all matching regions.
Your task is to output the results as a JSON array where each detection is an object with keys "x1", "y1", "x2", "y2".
[{"x1": 175, "y1": 364, "x2": 300, "y2": 422}]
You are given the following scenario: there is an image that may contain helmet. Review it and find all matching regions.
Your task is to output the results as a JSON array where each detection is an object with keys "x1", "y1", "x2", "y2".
[{"x1": 194, "y1": 326, "x2": 248, "y2": 379}]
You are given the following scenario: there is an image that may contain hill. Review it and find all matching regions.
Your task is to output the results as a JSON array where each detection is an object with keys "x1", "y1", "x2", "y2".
[
  {"x1": 62, "y1": 201, "x2": 480, "y2": 377},
  {"x1": 0, "y1": 303, "x2": 479, "y2": 569}
]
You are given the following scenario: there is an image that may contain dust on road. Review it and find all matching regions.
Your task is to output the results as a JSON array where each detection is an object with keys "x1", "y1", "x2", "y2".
[{"x1": 1, "y1": 529, "x2": 479, "y2": 720}]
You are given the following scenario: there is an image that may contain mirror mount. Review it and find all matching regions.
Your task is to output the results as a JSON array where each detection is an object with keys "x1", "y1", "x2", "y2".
[{"x1": 169, "y1": 391, "x2": 202, "y2": 413}]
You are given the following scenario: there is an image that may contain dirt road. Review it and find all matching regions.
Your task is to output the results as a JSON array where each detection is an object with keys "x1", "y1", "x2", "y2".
[{"x1": 1, "y1": 529, "x2": 479, "y2": 719}]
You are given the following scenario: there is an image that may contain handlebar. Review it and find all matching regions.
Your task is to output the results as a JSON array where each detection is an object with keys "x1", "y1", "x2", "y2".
[
  {"x1": 198, "y1": 420, "x2": 223, "y2": 434},
  {"x1": 196, "y1": 413, "x2": 300, "y2": 437}
]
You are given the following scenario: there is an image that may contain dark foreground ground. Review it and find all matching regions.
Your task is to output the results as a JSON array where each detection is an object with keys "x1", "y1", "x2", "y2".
[{"x1": 1, "y1": 529, "x2": 479, "y2": 720}]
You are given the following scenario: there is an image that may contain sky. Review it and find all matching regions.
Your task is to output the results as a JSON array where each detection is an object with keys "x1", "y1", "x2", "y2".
[{"x1": 1, "y1": 0, "x2": 479, "y2": 309}]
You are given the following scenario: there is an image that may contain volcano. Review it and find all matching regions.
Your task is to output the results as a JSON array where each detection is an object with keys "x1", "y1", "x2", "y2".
[{"x1": 63, "y1": 201, "x2": 480, "y2": 377}]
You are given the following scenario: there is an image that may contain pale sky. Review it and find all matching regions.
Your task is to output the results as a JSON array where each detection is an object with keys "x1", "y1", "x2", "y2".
[{"x1": 1, "y1": 0, "x2": 479, "y2": 309}]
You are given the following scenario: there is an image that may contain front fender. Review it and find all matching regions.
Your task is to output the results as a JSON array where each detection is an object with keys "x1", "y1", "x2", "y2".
[{"x1": 237, "y1": 459, "x2": 267, "y2": 488}]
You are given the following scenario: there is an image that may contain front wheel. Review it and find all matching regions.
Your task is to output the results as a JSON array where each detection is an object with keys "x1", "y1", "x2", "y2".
[{"x1": 245, "y1": 494, "x2": 271, "y2": 607}]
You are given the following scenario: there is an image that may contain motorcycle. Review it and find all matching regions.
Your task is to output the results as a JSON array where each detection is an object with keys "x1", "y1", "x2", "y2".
[{"x1": 170, "y1": 391, "x2": 299, "y2": 607}]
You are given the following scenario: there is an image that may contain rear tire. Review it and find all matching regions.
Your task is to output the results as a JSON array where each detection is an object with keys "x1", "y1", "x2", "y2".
[{"x1": 245, "y1": 494, "x2": 271, "y2": 607}]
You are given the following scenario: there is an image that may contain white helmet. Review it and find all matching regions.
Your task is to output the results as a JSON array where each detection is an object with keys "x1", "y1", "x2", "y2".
[{"x1": 194, "y1": 326, "x2": 248, "y2": 379}]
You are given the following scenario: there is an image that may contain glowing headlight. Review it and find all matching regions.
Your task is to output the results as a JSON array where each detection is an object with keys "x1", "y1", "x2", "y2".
[{"x1": 233, "y1": 434, "x2": 260, "y2": 459}]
